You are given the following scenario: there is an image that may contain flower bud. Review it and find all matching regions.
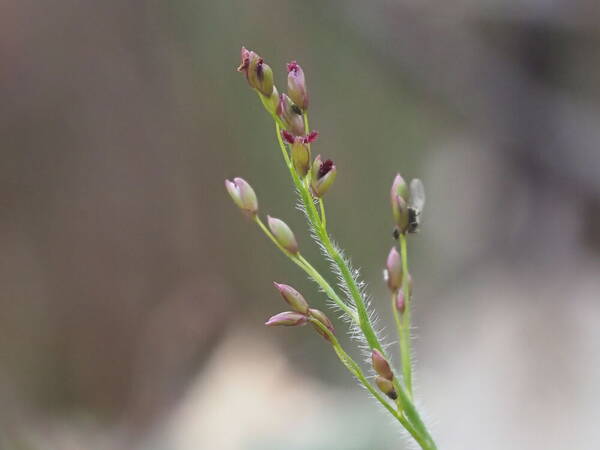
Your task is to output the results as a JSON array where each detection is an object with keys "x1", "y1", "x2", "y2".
[
  {"x1": 386, "y1": 247, "x2": 403, "y2": 291},
  {"x1": 225, "y1": 177, "x2": 258, "y2": 216},
  {"x1": 259, "y1": 85, "x2": 279, "y2": 116},
  {"x1": 395, "y1": 290, "x2": 405, "y2": 314},
  {"x1": 391, "y1": 173, "x2": 409, "y2": 203},
  {"x1": 391, "y1": 174, "x2": 410, "y2": 233},
  {"x1": 252, "y1": 60, "x2": 274, "y2": 98},
  {"x1": 308, "y1": 308, "x2": 335, "y2": 342},
  {"x1": 273, "y1": 282, "x2": 309, "y2": 314},
  {"x1": 282, "y1": 130, "x2": 319, "y2": 177},
  {"x1": 237, "y1": 47, "x2": 274, "y2": 97},
  {"x1": 265, "y1": 311, "x2": 308, "y2": 327},
  {"x1": 292, "y1": 143, "x2": 310, "y2": 177},
  {"x1": 371, "y1": 349, "x2": 394, "y2": 381},
  {"x1": 276, "y1": 93, "x2": 305, "y2": 136},
  {"x1": 375, "y1": 376, "x2": 398, "y2": 400},
  {"x1": 267, "y1": 216, "x2": 299, "y2": 254},
  {"x1": 308, "y1": 308, "x2": 334, "y2": 332},
  {"x1": 311, "y1": 155, "x2": 337, "y2": 198},
  {"x1": 287, "y1": 61, "x2": 309, "y2": 111}
]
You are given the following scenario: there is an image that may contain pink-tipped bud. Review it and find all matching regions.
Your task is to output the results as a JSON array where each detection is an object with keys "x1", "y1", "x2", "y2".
[
  {"x1": 287, "y1": 61, "x2": 309, "y2": 111},
  {"x1": 391, "y1": 173, "x2": 409, "y2": 203},
  {"x1": 265, "y1": 311, "x2": 308, "y2": 327},
  {"x1": 375, "y1": 376, "x2": 398, "y2": 400},
  {"x1": 276, "y1": 93, "x2": 305, "y2": 136},
  {"x1": 267, "y1": 216, "x2": 299, "y2": 254},
  {"x1": 386, "y1": 247, "x2": 403, "y2": 291},
  {"x1": 225, "y1": 177, "x2": 258, "y2": 216},
  {"x1": 395, "y1": 290, "x2": 405, "y2": 314},
  {"x1": 371, "y1": 349, "x2": 394, "y2": 381},
  {"x1": 391, "y1": 174, "x2": 410, "y2": 233},
  {"x1": 273, "y1": 283, "x2": 309, "y2": 314},
  {"x1": 311, "y1": 155, "x2": 337, "y2": 198},
  {"x1": 308, "y1": 308, "x2": 335, "y2": 341},
  {"x1": 237, "y1": 47, "x2": 274, "y2": 97}
]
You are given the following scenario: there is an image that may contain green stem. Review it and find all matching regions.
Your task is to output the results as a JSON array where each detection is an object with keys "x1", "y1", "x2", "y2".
[
  {"x1": 317, "y1": 231, "x2": 381, "y2": 351},
  {"x1": 308, "y1": 319, "x2": 429, "y2": 448},
  {"x1": 390, "y1": 290, "x2": 410, "y2": 401},
  {"x1": 319, "y1": 198, "x2": 326, "y2": 229},
  {"x1": 297, "y1": 254, "x2": 357, "y2": 320},
  {"x1": 399, "y1": 234, "x2": 413, "y2": 397},
  {"x1": 395, "y1": 384, "x2": 438, "y2": 450},
  {"x1": 303, "y1": 111, "x2": 310, "y2": 135}
]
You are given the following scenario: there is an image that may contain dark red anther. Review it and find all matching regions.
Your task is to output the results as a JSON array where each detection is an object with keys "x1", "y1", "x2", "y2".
[
  {"x1": 304, "y1": 131, "x2": 319, "y2": 144},
  {"x1": 287, "y1": 61, "x2": 299, "y2": 73},
  {"x1": 318, "y1": 159, "x2": 334, "y2": 179},
  {"x1": 281, "y1": 130, "x2": 295, "y2": 144}
]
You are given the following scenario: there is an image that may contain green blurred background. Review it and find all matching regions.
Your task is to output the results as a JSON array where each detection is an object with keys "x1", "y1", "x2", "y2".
[{"x1": 2, "y1": 1, "x2": 600, "y2": 449}]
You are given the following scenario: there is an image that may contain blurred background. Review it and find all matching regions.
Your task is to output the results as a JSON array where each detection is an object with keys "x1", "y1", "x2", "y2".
[{"x1": 1, "y1": 1, "x2": 600, "y2": 449}]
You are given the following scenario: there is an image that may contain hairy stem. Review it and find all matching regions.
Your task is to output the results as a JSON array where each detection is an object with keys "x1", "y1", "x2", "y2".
[{"x1": 390, "y1": 291, "x2": 408, "y2": 397}]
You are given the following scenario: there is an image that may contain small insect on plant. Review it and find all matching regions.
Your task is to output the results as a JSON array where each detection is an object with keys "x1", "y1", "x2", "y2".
[
  {"x1": 225, "y1": 47, "x2": 438, "y2": 450},
  {"x1": 406, "y1": 178, "x2": 426, "y2": 234}
]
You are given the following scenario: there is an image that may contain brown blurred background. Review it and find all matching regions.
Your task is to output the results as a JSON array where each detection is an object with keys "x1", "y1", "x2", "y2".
[{"x1": 1, "y1": 1, "x2": 599, "y2": 449}]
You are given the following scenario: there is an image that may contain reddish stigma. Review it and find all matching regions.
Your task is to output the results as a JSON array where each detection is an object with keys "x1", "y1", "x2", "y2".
[
  {"x1": 318, "y1": 159, "x2": 334, "y2": 178},
  {"x1": 281, "y1": 130, "x2": 295, "y2": 144},
  {"x1": 304, "y1": 130, "x2": 319, "y2": 143},
  {"x1": 287, "y1": 61, "x2": 299, "y2": 73},
  {"x1": 237, "y1": 47, "x2": 250, "y2": 72}
]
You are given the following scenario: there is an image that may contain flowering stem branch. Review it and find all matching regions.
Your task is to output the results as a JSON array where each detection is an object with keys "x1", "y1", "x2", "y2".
[
  {"x1": 232, "y1": 51, "x2": 437, "y2": 449},
  {"x1": 399, "y1": 233, "x2": 414, "y2": 397},
  {"x1": 310, "y1": 318, "x2": 434, "y2": 450},
  {"x1": 254, "y1": 216, "x2": 356, "y2": 320}
]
